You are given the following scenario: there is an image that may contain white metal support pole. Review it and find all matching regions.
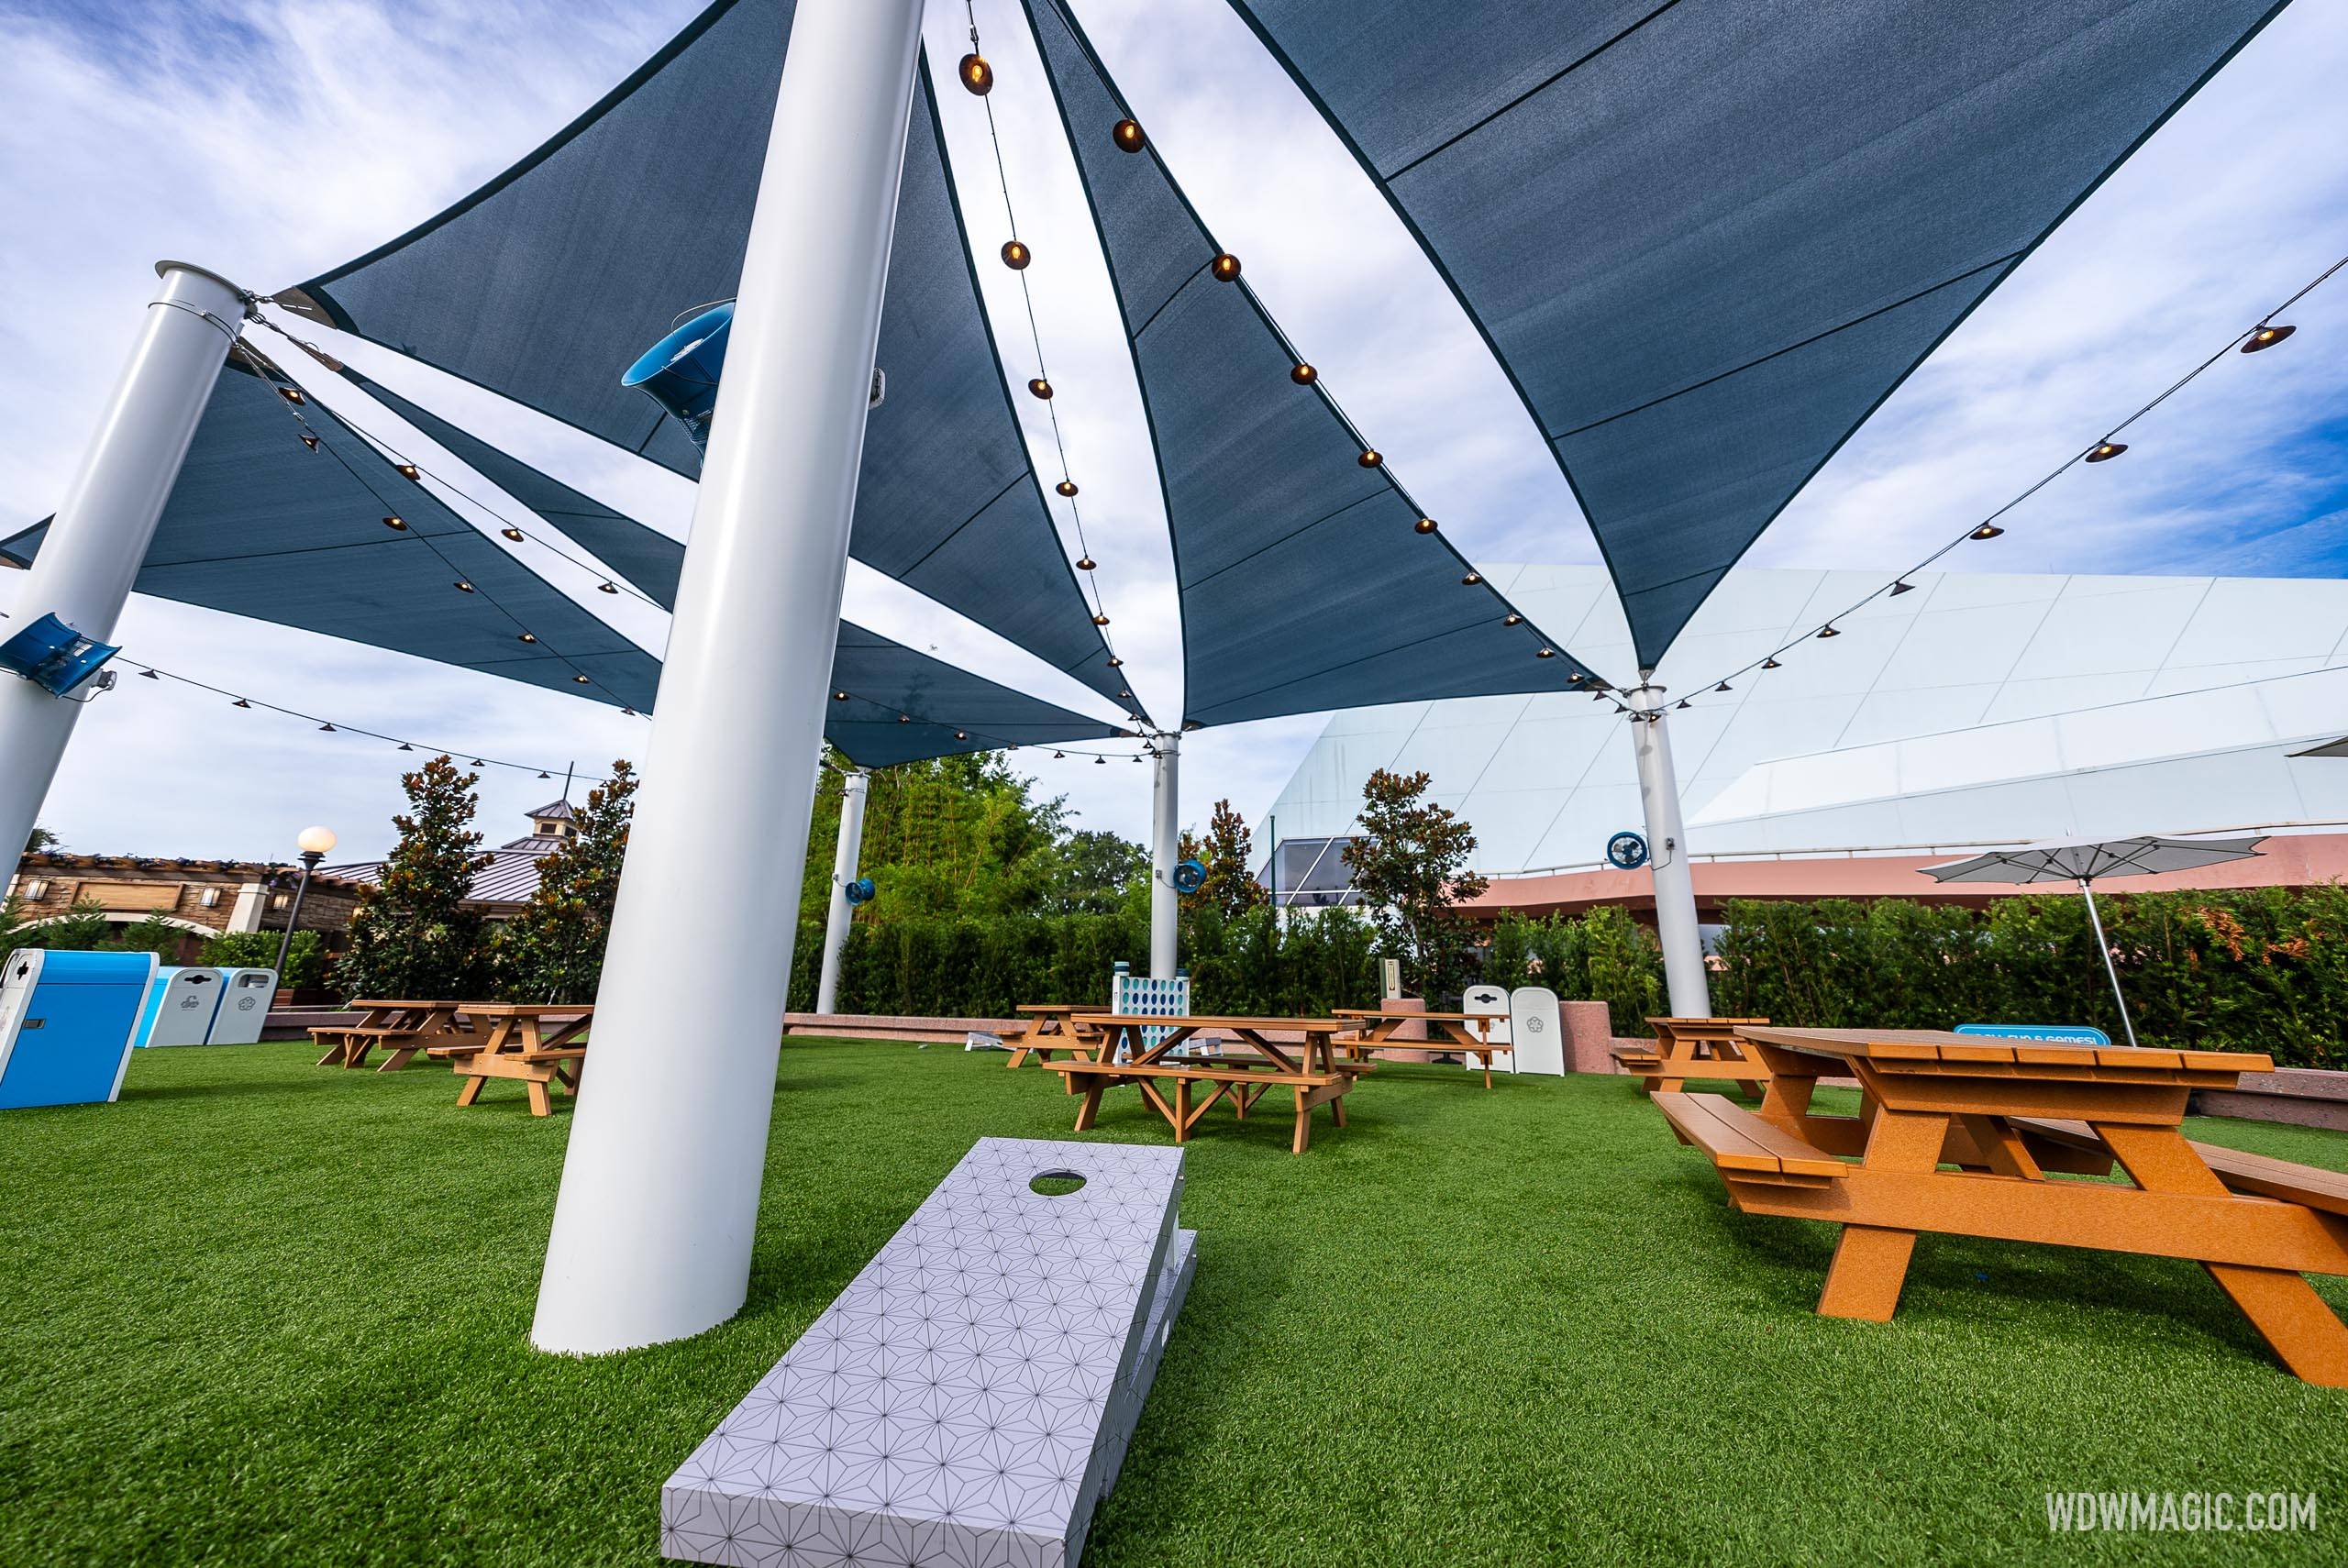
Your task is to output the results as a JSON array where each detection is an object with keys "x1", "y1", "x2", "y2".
[
  {"x1": 532, "y1": 0, "x2": 925, "y2": 1355},
  {"x1": 2078, "y1": 878, "x2": 2139, "y2": 1048},
  {"x1": 0, "y1": 262, "x2": 241, "y2": 869},
  {"x1": 1149, "y1": 734, "x2": 1180, "y2": 978},
  {"x1": 814, "y1": 769, "x2": 869, "y2": 1014},
  {"x1": 1626, "y1": 682, "x2": 1712, "y2": 1018}
]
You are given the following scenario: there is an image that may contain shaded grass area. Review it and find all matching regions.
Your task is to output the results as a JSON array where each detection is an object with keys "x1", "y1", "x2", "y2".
[{"x1": 4, "y1": 1043, "x2": 2346, "y2": 1565}]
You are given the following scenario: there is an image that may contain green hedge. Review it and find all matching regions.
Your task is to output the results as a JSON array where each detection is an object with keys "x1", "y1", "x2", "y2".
[
  {"x1": 784, "y1": 887, "x2": 2348, "y2": 1069},
  {"x1": 790, "y1": 907, "x2": 1384, "y2": 1019},
  {"x1": 1709, "y1": 889, "x2": 2348, "y2": 1067}
]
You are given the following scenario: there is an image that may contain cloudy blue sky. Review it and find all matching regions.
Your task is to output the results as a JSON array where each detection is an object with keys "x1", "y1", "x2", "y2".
[{"x1": 5, "y1": 0, "x2": 2346, "y2": 864}]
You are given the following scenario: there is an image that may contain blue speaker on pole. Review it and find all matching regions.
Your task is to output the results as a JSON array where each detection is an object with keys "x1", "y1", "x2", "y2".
[
  {"x1": 844, "y1": 876, "x2": 877, "y2": 907},
  {"x1": 1170, "y1": 859, "x2": 1207, "y2": 896},
  {"x1": 621, "y1": 304, "x2": 734, "y2": 453}
]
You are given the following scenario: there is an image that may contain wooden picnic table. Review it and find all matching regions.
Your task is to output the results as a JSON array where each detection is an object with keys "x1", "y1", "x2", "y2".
[
  {"x1": 1331, "y1": 1009, "x2": 1510, "y2": 1088},
  {"x1": 421, "y1": 1004, "x2": 593, "y2": 1117},
  {"x1": 1613, "y1": 1015, "x2": 1773, "y2": 1096},
  {"x1": 313, "y1": 999, "x2": 474, "y2": 1072},
  {"x1": 1044, "y1": 1014, "x2": 1373, "y2": 1154},
  {"x1": 1656, "y1": 1025, "x2": 2348, "y2": 1386},
  {"x1": 1004, "y1": 1002, "x2": 1111, "y2": 1072}
]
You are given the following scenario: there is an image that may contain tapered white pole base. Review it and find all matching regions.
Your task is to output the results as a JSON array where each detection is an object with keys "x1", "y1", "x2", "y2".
[
  {"x1": 1626, "y1": 685, "x2": 1711, "y2": 1019},
  {"x1": 1149, "y1": 735, "x2": 1181, "y2": 979},
  {"x1": 814, "y1": 769, "x2": 869, "y2": 1014},
  {"x1": 530, "y1": 0, "x2": 926, "y2": 1356},
  {"x1": 0, "y1": 262, "x2": 240, "y2": 872}
]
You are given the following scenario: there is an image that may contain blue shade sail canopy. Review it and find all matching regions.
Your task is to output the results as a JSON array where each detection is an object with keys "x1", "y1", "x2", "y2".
[
  {"x1": 339, "y1": 366, "x2": 685, "y2": 609},
  {"x1": 4, "y1": 348, "x2": 662, "y2": 711},
  {"x1": 1017, "y1": 0, "x2": 1595, "y2": 730},
  {"x1": 1223, "y1": 0, "x2": 2292, "y2": 669},
  {"x1": 0, "y1": 351, "x2": 1132, "y2": 769},
  {"x1": 275, "y1": 3, "x2": 1125, "y2": 710}
]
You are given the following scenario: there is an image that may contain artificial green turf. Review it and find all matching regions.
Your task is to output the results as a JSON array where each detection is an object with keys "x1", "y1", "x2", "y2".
[{"x1": 4, "y1": 1042, "x2": 2345, "y2": 1565}]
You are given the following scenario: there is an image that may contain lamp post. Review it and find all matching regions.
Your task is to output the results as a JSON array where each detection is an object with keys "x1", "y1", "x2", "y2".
[{"x1": 272, "y1": 825, "x2": 337, "y2": 979}]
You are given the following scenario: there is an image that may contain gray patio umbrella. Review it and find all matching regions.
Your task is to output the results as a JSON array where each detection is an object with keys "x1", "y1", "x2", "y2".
[{"x1": 1920, "y1": 834, "x2": 2266, "y2": 1048}]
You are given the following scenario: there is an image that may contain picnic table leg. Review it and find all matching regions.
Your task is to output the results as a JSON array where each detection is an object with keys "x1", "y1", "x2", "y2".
[
  {"x1": 1173, "y1": 1077, "x2": 1191, "y2": 1144},
  {"x1": 1816, "y1": 1107, "x2": 1948, "y2": 1321},
  {"x1": 526, "y1": 1077, "x2": 554, "y2": 1118},
  {"x1": 2098, "y1": 1124, "x2": 2348, "y2": 1387},
  {"x1": 316, "y1": 1036, "x2": 346, "y2": 1067},
  {"x1": 1291, "y1": 1087, "x2": 1312, "y2": 1155},
  {"x1": 1072, "y1": 1084, "x2": 1103, "y2": 1132},
  {"x1": 455, "y1": 1073, "x2": 487, "y2": 1108}
]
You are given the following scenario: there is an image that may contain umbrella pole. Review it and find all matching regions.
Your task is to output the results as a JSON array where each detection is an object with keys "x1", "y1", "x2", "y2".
[{"x1": 2078, "y1": 878, "x2": 2139, "y2": 1049}]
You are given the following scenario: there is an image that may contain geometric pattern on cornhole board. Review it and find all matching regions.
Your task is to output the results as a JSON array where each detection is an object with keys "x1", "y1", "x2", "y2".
[
  {"x1": 1093, "y1": 1228, "x2": 1196, "y2": 1505},
  {"x1": 662, "y1": 1139, "x2": 1189, "y2": 1568}
]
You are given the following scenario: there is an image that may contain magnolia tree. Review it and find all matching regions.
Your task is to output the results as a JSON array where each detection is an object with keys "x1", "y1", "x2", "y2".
[
  {"x1": 1343, "y1": 767, "x2": 1490, "y2": 999},
  {"x1": 1180, "y1": 799, "x2": 1268, "y2": 922},
  {"x1": 332, "y1": 756, "x2": 494, "y2": 1001},
  {"x1": 495, "y1": 762, "x2": 638, "y2": 1002}
]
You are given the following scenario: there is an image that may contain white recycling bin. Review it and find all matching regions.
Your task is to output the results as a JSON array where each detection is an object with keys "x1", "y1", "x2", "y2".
[
  {"x1": 1508, "y1": 985, "x2": 1567, "y2": 1076},
  {"x1": 136, "y1": 966, "x2": 227, "y2": 1047},
  {"x1": 205, "y1": 968, "x2": 280, "y2": 1044},
  {"x1": 1463, "y1": 983, "x2": 1513, "y2": 1072}
]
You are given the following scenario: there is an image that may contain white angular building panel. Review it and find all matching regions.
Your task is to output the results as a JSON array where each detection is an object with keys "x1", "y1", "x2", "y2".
[
  {"x1": 662, "y1": 1139, "x2": 1193, "y2": 1568},
  {"x1": 1260, "y1": 565, "x2": 2348, "y2": 880}
]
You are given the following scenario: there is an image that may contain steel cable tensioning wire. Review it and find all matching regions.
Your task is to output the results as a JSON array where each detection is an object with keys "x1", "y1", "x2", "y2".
[{"x1": 1678, "y1": 250, "x2": 2348, "y2": 701}]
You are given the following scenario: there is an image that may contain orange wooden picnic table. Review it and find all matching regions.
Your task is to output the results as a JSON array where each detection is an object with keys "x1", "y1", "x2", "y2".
[
  {"x1": 1656, "y1": 1025, "x2": 2348, "y2": 1386},
  {"x1": 1003, "y1": 1002, "x2": 1111, "y2": 1071},
  {"x1": 1044, "y1": 1014, "x2": 1373, "y2": 1154},
  {"x1": 1331, "y1": 1008, "x2": 1510, "y2": 1088},
  {"x1": 421, "y1": 1003, "x2": 593, "y2": 1117},
  {"x1": 313, "y1": 999, "x2": 474, "y2": 1072},
  {"x1": 1613, "y1": 1015, "x2": 1773, "y2": 1096}
]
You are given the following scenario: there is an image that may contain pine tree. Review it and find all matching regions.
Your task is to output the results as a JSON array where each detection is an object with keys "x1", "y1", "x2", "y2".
[
  {"x1": 332, "y1": 756, "x2": 495, "y2": 1001},
  {"x1": 493, "y1": 761, "x2": 639, "y2": 1002},
  {"x1": 1344, "y1": 767, "x2": 1490, "y2": 999}
]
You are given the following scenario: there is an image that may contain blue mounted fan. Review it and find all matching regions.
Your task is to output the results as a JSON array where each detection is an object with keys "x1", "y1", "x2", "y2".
[
  {"x1": 843, "y1": 876, "x2": 877, "y2": 907},
  {"x1": 1170, "y1": 859, "x2": 1207, "y2": 895}
]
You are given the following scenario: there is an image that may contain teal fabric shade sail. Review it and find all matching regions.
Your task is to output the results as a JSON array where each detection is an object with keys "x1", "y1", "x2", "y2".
[
  {"x1": 1222, "y1": 0, "x2": 2292, "y2": 668},
  {"x1": 276, "y1": 1, "x2": 1124, "y2": 708},
  {"x1": 0, "y1": 348, "x2": 1130, "y2": 770},
  {"x1": 1018, "y1": 0, "x2": 1597, "y2": 729}
]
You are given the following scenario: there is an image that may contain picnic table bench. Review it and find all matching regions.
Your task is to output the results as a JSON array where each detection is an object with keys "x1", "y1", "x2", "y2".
[
  {"x1": 313, "y1": 999, "x2": 473, "y2": 1072},
  {"x1": 1613, "y1": 1016, "x2": 1773, "y2": 1096},
  {"x1": 1331, "y1": 1008, "x2": 1510, "y2": 1088},
  {"x1": 421, "y1": 1004, "x2": 593, "y2": 1117},
  {"x1": 1044, "y1": 1015, "x2": 1373, "y2": 1154},
  {"x1": 1003, "y1": 1002, "x2": 1111, "y2": 1073},
  {"x1": 1656, "y1": 1025, "x2": 2348, "y2": 1386}
]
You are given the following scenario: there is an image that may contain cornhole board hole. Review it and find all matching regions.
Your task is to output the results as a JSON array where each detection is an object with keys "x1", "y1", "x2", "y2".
[
  {"x1": 1509, "y1": 986, "x2": 1566, "y2": 1076},
  {"x1": 663, "y1": 1138, "x2": 1194, "y2": 1568}
]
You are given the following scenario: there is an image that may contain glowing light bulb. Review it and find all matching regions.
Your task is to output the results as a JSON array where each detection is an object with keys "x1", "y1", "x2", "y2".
[
  {"x1": 1113, "y1": 118, "x2": 1145, "y2": 153},
  {"x1": 959, "y1": 52, "x2": 992, "y2": 94}
]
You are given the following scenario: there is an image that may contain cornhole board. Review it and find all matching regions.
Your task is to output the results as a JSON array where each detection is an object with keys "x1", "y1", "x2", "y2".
[{"x1": 662, "y1": 1138, "x2": 1193, "y2": 1568}]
